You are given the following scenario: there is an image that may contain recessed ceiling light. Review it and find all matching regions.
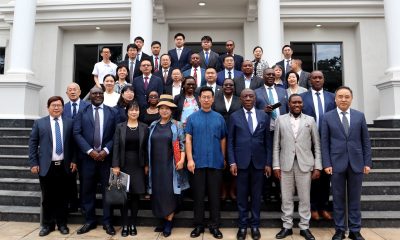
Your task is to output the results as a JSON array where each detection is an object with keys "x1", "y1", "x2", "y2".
[
  {"x1": 95, "y1": 26, "x2": 101, "y2": 30},
  {"x1": 316, "y1": 24, "x2": 322, "y2": 28},
  {"x1": 198, "y1": 2, "x2": 206, "y2": 6}
]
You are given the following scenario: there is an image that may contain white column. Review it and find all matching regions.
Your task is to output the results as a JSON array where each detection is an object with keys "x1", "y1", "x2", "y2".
[
  {"x1": 7, "y1": 0, "x2": 37, "y2": 74},
  {"x1": 130, "y1": 0, "x2": 153, "y2": 54},
  {"x1": 258, "y1": 0, "x2": 281, "y2": 65},
  {"x1": 375, "y1": 0, "x2": 400, "y2": 127},
  {"x1": 0, "y1": 0, "x2": 42, "y2": 120}
]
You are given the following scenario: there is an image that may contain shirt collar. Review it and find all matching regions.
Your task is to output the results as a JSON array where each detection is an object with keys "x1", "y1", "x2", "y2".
[
  {"x1": 289, "y1": 112, "x2": 302, "y2": 119},
  {"x1": 92, "y1": 104, "x2": 104, "y2": 110},
  {"x1": 265, "y1": 84, "x2": 275, "y2": 90},
  {"x1": 311, "y1": 89, "x2": 324, "y2": 95},
  {"x1": 243, "y1": 107, "x2": 256, "y2": 115},
  {"x1": 337, "y1": 107, "x2": 350, "y2": 115},
  {"x1": 50, "y1": 115, "x2": 62, "y2": 121},
  {"x1": 71, "y1": 98, "x2": 80, "y2": 105}
]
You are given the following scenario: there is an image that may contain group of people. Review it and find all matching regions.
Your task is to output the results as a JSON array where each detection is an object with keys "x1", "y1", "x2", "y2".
[{"x1": 28, "y1": 34, "x2": 372, "y2": 240}]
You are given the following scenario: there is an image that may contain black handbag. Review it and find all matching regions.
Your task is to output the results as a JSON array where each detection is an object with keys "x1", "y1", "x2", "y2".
[{"x1": 104, "y1": 174, "x2": 127, "y2": 206}]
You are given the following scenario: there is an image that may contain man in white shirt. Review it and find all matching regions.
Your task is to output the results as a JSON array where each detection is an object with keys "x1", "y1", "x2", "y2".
[
  {"x1": 134, "y1": 36, "x2": 150, "y2": 61},
  {"x1": 197, "y1": 67, "x2": 221, "y2": 96},
  {"x1": 150, "y1": 41, "x2": 161, "y2": 72},
  {"x1": 92, "y1": 47, "x2": 117, "y2": 88},
  {"x1": 183, "y1": 53, "x2": 206, "y2": 87},
  {"x1": 275, "y1": 45, "x2": 294, "y2": 82},
  {"x1": 199, "y1": 35, "x2": 221, "y2": 71}
]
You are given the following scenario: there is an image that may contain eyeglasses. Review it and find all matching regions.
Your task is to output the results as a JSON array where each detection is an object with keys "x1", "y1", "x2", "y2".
[
  {"x1": 50, "y1": 104, "x2": 63, "y2": 108},
  {"x1": 201, "y1": 96, "x2": 213, "y2": 100}
]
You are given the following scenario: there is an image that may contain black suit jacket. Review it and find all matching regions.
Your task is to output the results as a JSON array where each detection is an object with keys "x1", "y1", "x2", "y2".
[
  {"x1": 168, "y1": 47, "x2": 192, "y2": 71},
  {"x1": 154, "y1": 68, "x2": 173, "y2": 86},
  {"x1": 298, "y1": 71, "x2": 311, "y2": 89},
  {"x1": 218, "y1": 53, "x2": 244, "y2": 71},
  {"x1": 118, "y1": 59, "x2": 142, "y2": 83},
  {"x1": 212, "y1": 94, "x2": 242, "y2": 124},
  {"x1": 233, "y1": 75, "x2": 264, "y2": 96},
  {"x1": 199, "y1": 50, "x2": 221, "y2": 71},
  {"x1": 112, "y1": 121, "x2": 149, "y2": 168},
  {"x1": 132, "y1": 75, "x2": 164, "y2": 109},
  {"x1": 173, "y1": 93, "x2": 200, "y2": 121}
]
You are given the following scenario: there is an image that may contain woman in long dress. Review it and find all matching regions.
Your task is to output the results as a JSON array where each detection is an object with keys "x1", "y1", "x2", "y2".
[
  {"x1": 148, "y1": 94, "x2": 189, "y2": 237},
  {"x1": 112, "y1": 101, "x2": 149, "y2": 237}
]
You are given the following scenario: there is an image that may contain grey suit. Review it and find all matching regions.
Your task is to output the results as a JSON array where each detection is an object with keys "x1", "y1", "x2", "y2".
[
  {"x1": 273, "y1": 113, "x2": 322, "y2": 230},
  {"x1": 200, "y1": 50, "x2": 220, "y2": 71},
  {"x1": 298, "y1": 71, "x2": 311, "y2": 89}
]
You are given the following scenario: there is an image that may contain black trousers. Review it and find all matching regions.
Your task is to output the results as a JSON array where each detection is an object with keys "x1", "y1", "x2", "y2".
[
  {"x1": 311, "y1": 171, "x2": 331, "y2": 211},
  {"x1": 39, "y1": 161, "x2": 68, "y2": 227},
  {"x1": 121, "y1": 193, "x2": 140, "y2": 226},
  {"x1": 193, "y1": 168, "x2": 223, "y2": 228}
]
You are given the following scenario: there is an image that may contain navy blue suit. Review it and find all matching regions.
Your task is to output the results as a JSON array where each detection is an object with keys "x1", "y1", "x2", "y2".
[
  {"x1": 73, "y1": 104, "x2": 119, "y2": 226},
  {"x1": 254, "y1": 86, "x2": 288, "y2": 115},
  {"x1": 321, "y1": 108, "x2": 371, "y2": 232},
  {"x1": 228, "y1": 108, "x2": 271, "y2": 228},
  {"x1": 218, "y1": 53, "x2": 244, "y2": 72},
  {"x1": 300, "y1": 89, "x2": 336, "y2": 212},
  {"x1": 132, "y1": 75, "x2": 164, "y2": 109},
  {"x1": 29, "y1": 116, "x2": 75, "y2": 227},
  {"x1": 183, "y1": 67, "x2": 206, "y2": 87},
  {"x1": 168, "y1": 47, "x2": 192, "y2": 71},
  {"x1": 63, "y1": 100, "x2": 90, "y2": 119},
  {"x1": 216, "y1": 70, "x2": 243, "y2": 86}
]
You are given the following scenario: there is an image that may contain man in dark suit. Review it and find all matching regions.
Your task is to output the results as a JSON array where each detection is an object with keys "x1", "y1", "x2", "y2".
[
  {"x1": 199, "y1": 35, "x2": 221, "y2": 71},
  {"x1": 196, "y1": 67, "x2": 222, "y2": 96},
  {"x1": 63, "y1": 82, "x2": 90, "y2": 213},
  {"x1": 228, "y1": 88, "x2": 271, "y2": 240},
  {"x1": 29, "y1": 96, "x2": 77, "y2": 236},
  {"x1": 183, "y1": 53, "x2": 206, "y2": 87},
  {"x1": 217, "y1": 55, "x2": 243, "y2": 85},
  {"x1": 134, "y1": 36, "x2": 150, "y2": 61},
  {"x1": 218, "y1": 40, "x2": 243, "y2": 71},
  {"x1": 234, "y1": 60, "x2": 264, "y2": 96},
  {"x1": 291, "y1": 59, "x2": 311, "y2": 89},
  {"x1": 150, "y1": 40, "x2": 162, "y2": 72},
  {"x1": 168, "y1": 33, "x2": 192, "y2": 71},
  {"x1": 119, "y1": 44, "x2": 142, "y2": 83},
  {"x1": 132, "y1": 59, "x2": 164, "y2": 109},
  {"x1": 276, "y1": 45, "x2": 294, "y2": 82},
  {"x1": 321, "y1": 86, "x2": 371, "y2": 240},
  {"x1": 73, "y1": 87, "x2": 119, "y2": 235},
  {"x1": 153, "y1": 54, "x2": 173, "y2": 86},
  {"x1": 300, "y1": 70, "x2": 336, "y2": 221}
]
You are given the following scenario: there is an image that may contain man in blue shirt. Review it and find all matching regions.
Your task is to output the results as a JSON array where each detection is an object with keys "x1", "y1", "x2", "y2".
[{"x1": 186, "y1": 86, "x2": 227, "y2": 239}]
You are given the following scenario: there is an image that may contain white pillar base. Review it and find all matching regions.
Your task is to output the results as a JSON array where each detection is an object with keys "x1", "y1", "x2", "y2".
[
  {"x1": 0, "y1": 73, "x2": 43, "y2": 120},
  {"x1": 374, "y1": 71, "x2": 400, "y2": 127}
]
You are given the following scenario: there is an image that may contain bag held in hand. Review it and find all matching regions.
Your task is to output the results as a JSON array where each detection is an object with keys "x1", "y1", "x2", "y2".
[{"x1": 105, "y1": 173, "x2": 127, "y2": 206}]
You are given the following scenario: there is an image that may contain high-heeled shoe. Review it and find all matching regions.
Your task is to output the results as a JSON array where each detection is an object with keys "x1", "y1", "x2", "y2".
[
  {"x1": 129, "y1": 225, "x2": 137, "y2": 236},
  {"x1": 121, "y1": 225, "x2": 129, "y2": 237}
]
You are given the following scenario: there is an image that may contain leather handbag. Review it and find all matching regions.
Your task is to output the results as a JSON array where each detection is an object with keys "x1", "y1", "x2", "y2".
[{"x1": 104, "y1": 174, "x2": 127, "y2": 206}]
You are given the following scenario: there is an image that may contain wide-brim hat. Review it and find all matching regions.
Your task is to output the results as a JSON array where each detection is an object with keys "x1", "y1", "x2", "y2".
[{"x1": 156, "y1": 94, "x2": 177, "y2": 108}]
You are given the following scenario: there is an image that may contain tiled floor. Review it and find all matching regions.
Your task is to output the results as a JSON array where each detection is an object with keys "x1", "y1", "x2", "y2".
[{"x1": 0, "y1": 221, "x2": 397, "y2": 240}]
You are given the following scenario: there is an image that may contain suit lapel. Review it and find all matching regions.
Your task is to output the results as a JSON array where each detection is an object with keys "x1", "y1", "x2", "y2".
[
  {"x1": 88, "y1": 106, "x2": 95, "y2": 128},
  {"x1": 62, "y1": 117, "x2": 68, "y2": 143},
  {"x1": 45, "y1": 116, "x2": 53, "y2": 145},
  {"x1": 283, "y1": 115, "x2": 296, "y2": 139},
  {"x1": 334, "y1": 110, "x2": 347, "y2": 137},
  {"x1": 103, "y1": 106, "x2": 109, "y2": 138},
  {"x1": 348, "y1": 109, "x2": 355, "y2": 136},
  {"x1": 240, "y1": 110, "x2": 252, "y2": 135},
  {"x1": 295, "y1": 114, "x2": 306, "y2": 139}
]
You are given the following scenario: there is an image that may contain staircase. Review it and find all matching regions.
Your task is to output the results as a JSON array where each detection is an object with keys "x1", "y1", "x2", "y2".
[{"x1": 0, "y1": 120, "x2": 399, "y2": 227}]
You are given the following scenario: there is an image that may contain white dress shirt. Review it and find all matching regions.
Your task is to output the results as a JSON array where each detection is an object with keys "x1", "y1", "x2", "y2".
[
  {"x1": 70, "y1": 98, "x2": 81, "y2": 114},
  {"x1": 208, "y1": 83, "x2": 217, "y2": 93},
  {"x1": 337, "y1": 107, "x2": 351, "y2": 127},
  {"x1": 87, "y1": 104, "x2": 109, "y2": 154},
  {"x1": 224, "y1": 95, "x2": 232, "y2": 112},
  {"x1": 243, "y1": 107, "x2": 258, "y2": 131},
  {"x1": 225, "y1": 68, "x2": 235, "y2": 79},
  {"x1": 311, "y1": 89, "x2": 325, "y2": 128},
  {"x1": 50, "y1": 116, "x2": 64, "y2": 160},
  {"x1": 244, "y1": 75, "x2": 252, "y2": 89},
  {"x1": 191, "y1": 67, "x2": 202, "y2": 86}
]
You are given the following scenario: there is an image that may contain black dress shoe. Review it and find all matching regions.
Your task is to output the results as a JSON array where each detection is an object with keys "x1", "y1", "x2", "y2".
[
  {"x1": 121, "y1": 225, "x2": 129, "y2": 237},
  {"x1": 332, "y1": 230, "x2": 346, "y2": 240},
  {"x1": 163, "y1": 220, "x2": 173, "y2": 237},
  {"x1": 349, "y1": 231, "x2": 365, "y2": 240},
  {"x1": 58, "y1": 225, "x2": 69, "y2": 235},
  {"x1": 103, "y1": 225, "x2": 116, "y2": 235},
  {"x1": 300, "y1": 229, "x2": 315, "y2": 240},
  {"x1": 251, "y1": 227, "x2": 261, "y2": 240},
  {"x1": 275, "y1": 228, "x2": 293, "y2": 239},
  {"x1": 129, "y1": 225, "x2": 137, "y2": 236},
  {"x1": 190, "y1": 226, "x2": 204, "y2": 238},
  {"x1": 76, "y1": 223, "x2": 96, "y2": 235},
  {"x1": 209, "y1": 227, "x2": 223, "y2": 239},
  {"x1": 39, "y1": 226, "x2": 55, "y2": 236},
  {"x1": 236, "y1": 228, "x2": 247, "y2": 240}
]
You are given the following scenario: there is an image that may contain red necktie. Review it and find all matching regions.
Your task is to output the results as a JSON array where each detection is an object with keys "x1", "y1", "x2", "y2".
[
  {"x1": 154, "y1": 56, "x2": 159, "y2": 72},
  {"x1": 144, "y1": 76, "x2": 149, "y2": 90},
  {"x1": 193, "y1": 68, "x2": 197, "y2": 82}
]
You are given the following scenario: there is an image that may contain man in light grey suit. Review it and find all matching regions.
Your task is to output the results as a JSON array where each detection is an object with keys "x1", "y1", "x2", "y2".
[{"x1": 273, "y1": 94, "x2": 322, "y2": 240}]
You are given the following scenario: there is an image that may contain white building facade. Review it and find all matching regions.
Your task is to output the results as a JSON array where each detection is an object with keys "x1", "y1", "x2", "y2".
[{"x1": 0, "y1": 0, "x2": 398, "y2": 126}]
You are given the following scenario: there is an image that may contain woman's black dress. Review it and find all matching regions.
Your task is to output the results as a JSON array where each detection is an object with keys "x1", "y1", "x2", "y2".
[
  {"x1": 124, "y1": 126, "x2": 145, "y2": 194},
  {"x1": 140, "y1": 111, "x2": 160, "y2": 126},
  {"x1": 150, "y1": 121, "x2": 177, "y2": 217}
]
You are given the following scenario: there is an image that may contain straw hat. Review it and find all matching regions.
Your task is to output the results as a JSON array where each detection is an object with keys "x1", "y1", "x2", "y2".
[{"x1": 156, "y1": 94, "x2": 177, "y2": 108}]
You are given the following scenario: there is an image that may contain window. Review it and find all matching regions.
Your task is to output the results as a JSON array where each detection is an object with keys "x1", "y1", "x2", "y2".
[
  {"x1": 74, "y1": 44, "x2": 122, "y2": 97},
  {"x1": 0, "y1": 47, "x2": 5, "y2": 74},
  {"x1": 291, "y1": 42, "x2": 343, "y2": 92}
]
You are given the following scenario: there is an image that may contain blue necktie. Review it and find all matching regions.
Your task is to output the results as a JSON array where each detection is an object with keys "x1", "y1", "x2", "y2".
[
  {"x1": 316, "y1": 92, "x2": 324, "y2": 128},
  {"x1": 247, "y1": 111, "x2": 254, "y2": 134},
  {"x1": 268, "y1": 87, "x2": 277, "y2": 119},
  {"x1": 72, "y1": 102, "x2": 77, "y2": 119},
  {"x1": 205, "y1": 51, "x2": 209, "y2": 65},
  {"x1": 54, "y1": 118, "x2": 63, "y2": 155}
]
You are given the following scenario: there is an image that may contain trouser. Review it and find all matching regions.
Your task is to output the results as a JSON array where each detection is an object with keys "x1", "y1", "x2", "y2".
[{"x1": 121, "y1": 193, "x2": 140, "y2": 226}]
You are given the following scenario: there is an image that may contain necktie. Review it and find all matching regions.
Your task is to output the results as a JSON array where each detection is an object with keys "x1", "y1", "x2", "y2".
[
  {"x1": 72, "y1": 102, "x2": 77, "y2": 118},
  {"x1": 193, "y1": 68, "x2": 198, "y2": 82},
  {"x1": 54, "y1": 118, "x2": 63, "y2": 155},
  {"x1": 177, "y1": 49, "x2": 182, "y2": 60},
  {"x1": 286, "y1": 59, "x2": 291, "y2": 74},
  {"x1": 144, "y1": 76, "x2": 149, "y2": 90},
  {"x1": 205, "y1": 51, "x2": 209, "y2": 65},
  {"x1": 316, "y1": 92, "x2": 324, "y2": 128},
  {"x1": 154, "y1": 56, "x2": 159, "y2": 72},
  {"x1": 228, "y1": 71, "x2": 232, "y2": 79},
  {"x1": 209, "y1": 85, "x2": 214, "y2": 93},
  {"x1": 247, "y1": 111, "x2": 254, "y2": 133},
  {"x1": 341, "y1": 112, "x2": 349, "y2": 136},
  {"x1": 254, "y1": 61, "x2": 259, "y2": 76},
  {"x1": 137, "y1": 53, "x2": 141, "y2": 61},
  {"x1": 163, "y1": 70, "x2": 168, "y2": 83},
  {"x1": 129, "y1": 61, "x2": 134, "y2": 83},
  {"x1": 268, "y1": 87, "x2": 277, "y2": 119},
  {"x1": 93, "y1": 107, "x2": 101, "y2": 149}
]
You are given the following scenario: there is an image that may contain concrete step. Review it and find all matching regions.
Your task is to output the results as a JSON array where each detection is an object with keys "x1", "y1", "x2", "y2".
[
  {"x1": 368, "y1": 128, "x2": 400, "y2": 138},
  {"x1": 372, "y1": 158, "x2": 400, "y2": 169},
  {"x1": 0, "y1": 136, "x2": 29, "y2": 145},
  {"x1": 371, "y1": 138, "x2": 400, "y2": 147},
  {"x1": 0, "y1": 166, "x2": 34, "y2": 179},
  {"x1": 0, "y1": 145, "x2": 29, "y2": 155},
  {"x1": 372, "y1": 147, "x2": 400, "y2": 158},
  {"x1": 0, "y1": 190, "x2": 40, "y2": 206},
  {"x1": 0, "y1": 178, "x2": 40, "y2": 191},
  {"x1": 362, "y1": 181, "x2": 400, "y2": 195},
  {"x1": 0, "y1": 128, "x2": 31, "y2": 137},
  {"x1": 364, "y1": 169, "x2": 400, "y2": 181},
  {"x1": 0, "y1": 119, "x2": 34, "y2": 128}
]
